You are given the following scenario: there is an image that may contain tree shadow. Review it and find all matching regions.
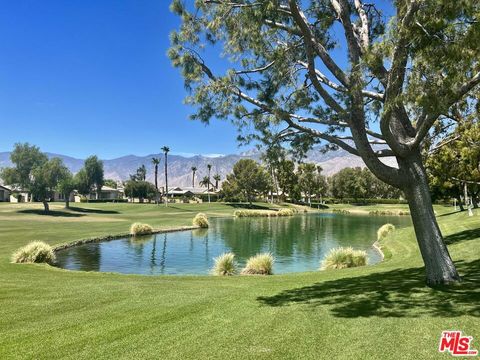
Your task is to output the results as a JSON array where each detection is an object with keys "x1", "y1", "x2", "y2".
[
  {"x1": 68, "y1": 206, "x2": 119, "y2": 214},
  {"x1": 444, "y1": 228, "x2": 480, "y2": 245},
  {"x1": 18, "y1": 209, "x2": 85, "y2": 217},
  {"x1": 225, "y1": 203, "x2": 272, "y2": 210},
  {"x1": 257, "y1": 259, "x2": 480, "y2": 318},
  {"x1": 438, "y1": 210, "x2": 464, "y2": 217}
]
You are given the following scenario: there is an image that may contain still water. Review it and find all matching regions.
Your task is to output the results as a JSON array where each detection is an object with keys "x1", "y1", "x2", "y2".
[{"x1": 55, "y1": 213, "x2": 411, "y2": 275}]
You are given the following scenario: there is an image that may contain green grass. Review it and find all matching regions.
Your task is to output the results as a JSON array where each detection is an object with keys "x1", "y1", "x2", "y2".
[{"x1": 0, "y1": 202, "x2": 479, "y2": 359}]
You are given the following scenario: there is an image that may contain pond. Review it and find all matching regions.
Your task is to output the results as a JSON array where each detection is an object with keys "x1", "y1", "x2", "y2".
[{"x1": 55, "y1": 213, "x2": 411, "y2": 275}]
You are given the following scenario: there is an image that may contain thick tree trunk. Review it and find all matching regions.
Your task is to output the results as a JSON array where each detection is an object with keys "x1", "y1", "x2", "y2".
[
  {"x1": 43, "y1": 200, "x2": 50, "y2": 214},
  {"x1": 65, "y1": 199, "x2": 70, "y2": 209},
  {"x1": 400, "y1": 155, "x2": 460, "y2": 285}
]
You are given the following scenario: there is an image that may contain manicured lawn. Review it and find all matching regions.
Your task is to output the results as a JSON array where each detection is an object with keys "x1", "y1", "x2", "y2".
[{"x1": 0, "y1": 202, "x2": 478, "y2": 359}]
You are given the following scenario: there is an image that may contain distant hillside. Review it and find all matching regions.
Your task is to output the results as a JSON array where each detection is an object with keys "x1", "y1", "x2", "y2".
[{"x1": 0, "y1": 148, "x2": 396, "y2": 187}]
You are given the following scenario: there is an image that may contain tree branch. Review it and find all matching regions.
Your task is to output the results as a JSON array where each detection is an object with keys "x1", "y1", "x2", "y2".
[{"x1": 288, "y1": 0, "x2": 350, "y2": 88}]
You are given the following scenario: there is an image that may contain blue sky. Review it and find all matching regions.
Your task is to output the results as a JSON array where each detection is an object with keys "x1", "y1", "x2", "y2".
[
  {"x1": 0, "y1": 0, "x2": 238, "y2": 159},
  {"x1": 0, "y1": 1, "x2": 395, "y2": 159}
]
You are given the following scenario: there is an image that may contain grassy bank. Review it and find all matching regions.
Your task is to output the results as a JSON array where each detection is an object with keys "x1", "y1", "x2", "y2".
[{"x1": 0, "y1": 202, "x2": 478, "y2": 359}]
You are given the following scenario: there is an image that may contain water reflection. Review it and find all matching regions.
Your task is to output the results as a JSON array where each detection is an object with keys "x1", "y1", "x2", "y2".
[{"x1": 55, "y1": 213, "x2": 411, "y2": 275}]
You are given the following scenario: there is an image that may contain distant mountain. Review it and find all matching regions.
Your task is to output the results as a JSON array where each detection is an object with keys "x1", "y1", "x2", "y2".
[{"x1": 0, "y1": 148, "x2": 396, "y2": 187}]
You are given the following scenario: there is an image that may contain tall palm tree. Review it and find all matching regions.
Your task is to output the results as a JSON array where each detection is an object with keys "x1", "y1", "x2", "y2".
[
  {"x1": 152, "y1": 157, "x2": 160, "y2": 204},
  {"x1": 207, "y1": 164, "x2": 212, "y2": 203},
  {"x1": 161, "y1": 146, "x2": 170, "y2": 206},
  {"x1": 191, "y1": 166, "x2": 197, "y2": 188},
  {"x1": 213, "y1": 174, "x2": 221, "y2": 190}
]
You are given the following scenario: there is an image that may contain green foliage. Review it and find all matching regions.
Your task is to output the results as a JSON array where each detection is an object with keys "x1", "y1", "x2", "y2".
[
  {"x1": 1, "y1": 144, "x2": 71, "y2": 211},
  {"x1": 321, "y1": 247, "x2": 368, "y2": 270},
  {"x1": 426, "y1": 118, "x2": 480, "y2": 204},
  {"x1": 297, "y1": 163, "x2": 318, "y2": 204},
  {"x1": 377, "y1": 224, "x2": 396, "y2": 241},
  {"x1": 0, "y1": 143, "x2": 48, "y2": 191},
  {"x1": 130, "y1": 165, "x2": 147, "y2": 181},
  {"x1": 211, "y1": 252, "x2": 237, "y2": 276},
  {"x1": 81, "y1": 155, "x2": 104, "y2": 196},
  {"x1": 241, "y1": 253, "x2": 274, "y2": 275},
  {"x1": 130, "y1": 223, "x2": 153, "y2": 236},
  {"x1": 30, "y1": 158, "x2": 71, "y2": 203},
  {"x1": 12, "y1": 241, "x2": 56, "y2": 265},
  {"x1": 221, "y1": 159, "x2": 271, "y2": 203},
  {"x1": 124, "y1": 180, "x2": 157, "y2": 202},
  {"x1": 103, "y1": 179, "x2": 118, "y2": 189},
  {"x1": 328, "y1": 168, "x2": 402, "y2": 200},
  {"x1": 193, "y1": 213, "x2": 209, "y2": 228}
]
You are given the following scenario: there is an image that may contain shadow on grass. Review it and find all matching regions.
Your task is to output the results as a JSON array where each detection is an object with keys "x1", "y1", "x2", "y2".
[
  {"x1": 437, "y1": 210, "x2": 465, "y2": 217},
  {"x1": 257, "y1": 259, "x2": 480, "y2": 318},
  {"x1": 225, "y1": 203, "x2": 271, "y2": 210},
  {"x1": 69, "y1": 206, "x2": 119, "y2": 214},
  {"x1": 18, "y1": 209, "x2": 85, "y2": 217},
  {"x1": 444, "y1": 228, "x2": 480, "y2": 245}
]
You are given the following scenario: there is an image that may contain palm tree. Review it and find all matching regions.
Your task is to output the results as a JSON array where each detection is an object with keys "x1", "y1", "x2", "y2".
[
  {"x1": 161, "y1": 146, "x2": 170, "y2": 206},
  {"x1": 207, "y1": 164, "x2": 212, "y2": 203},
  {"x1": 199, "y1": 176, "x2": 211, "y2": 188},
  {"x1": 213, "y1": 174, "x2": 221, "y2": 190},
  {"x1": 152, "y1": 157, "x2": 160, "y2": 204},
  {"x1": 191, "y1": 166, "x2": 197, "y2": 188}
]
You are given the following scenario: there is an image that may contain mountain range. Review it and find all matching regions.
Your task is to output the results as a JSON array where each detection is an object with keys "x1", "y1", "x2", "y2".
[{"x1": 0, "y1": 148, "x2": 396, "y2": 187}]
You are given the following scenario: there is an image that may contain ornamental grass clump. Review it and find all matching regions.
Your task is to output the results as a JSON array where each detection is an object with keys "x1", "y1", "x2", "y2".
[
  {"x1": 193, "y1": 213, "x2": 209, "y2": 228},
  {"x1": 320, "y1": 247, "x2": 368, "y2": 270},
  {"x1": 130, "y1": 222, "x2": 153, "y2": 236},
  {"x1": 211, "y1": 252, "x2": 237, "y2": 276},
  {"x1": 277, "y1": 208, "x2": 295, "y2": 216},
  {"x1": 377, "y1": 223, "x2": 396, "y2": 241},
  {"x1": 12, "y1": 241, "x2": 56, "y2": 265},
  {"x1": 241, "y1": 253, "x2": 274, "y2": 275},
  {"x1": 233, "y1": 209, "x2": 295, "y2": 217}
]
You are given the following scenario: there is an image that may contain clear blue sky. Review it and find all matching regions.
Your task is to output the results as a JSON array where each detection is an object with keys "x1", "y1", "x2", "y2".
[
  {"x1": 0, "y1": 1, "x2": 395, "y2": 159},
  {"x1": 0, "y1": 0, "x2": 239, "y2": 159}
]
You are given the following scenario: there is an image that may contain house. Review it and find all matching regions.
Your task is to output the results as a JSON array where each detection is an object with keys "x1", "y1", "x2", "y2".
[
  {"x1": 74, "y1": 185, "x2": 125, "y2": 202},
  {"x1": 0, "y1": 185, "x2": 12, "y2": 202}
]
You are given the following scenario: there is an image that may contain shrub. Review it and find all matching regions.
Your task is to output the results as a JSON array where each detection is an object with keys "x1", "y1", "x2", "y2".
[
  {"x1": 332, "y1": 209, "x2": 350, "y2": 214},
  {"x1": 377, "y1": 223, "x2": 396, "y2": 241},
  {"x1": 277, "y1": 208, "x2": 295, "y2": 216},
  {"x1": 233, "y1": 209, "x2": 294, "y2": 217},
  {"x1": 11, "y1": 241, "x2": 56, "y2": 264},
  {"x1": 211, "y1": 252, "x2": 237, "y2": 276},
  {"x1": 130, "y1": 222, "x2": 153, "y2": 236},
  {"x1": 193, "y1": 213, "x2": 209, "y2": 228},
  {"x1": 241, "y1": 253, "x2": 274, "y2": 275},
  {"x1": 320, "y1": 247, "x2": 368, "y2": 270},
  {"x1": 369, "y1": 210, "x2": 410, "y2": 216}
]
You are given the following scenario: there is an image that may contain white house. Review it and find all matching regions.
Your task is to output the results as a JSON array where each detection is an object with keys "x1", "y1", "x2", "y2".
[{"x1": 74, "y1": 185, "x2": 124, "y2": 202}]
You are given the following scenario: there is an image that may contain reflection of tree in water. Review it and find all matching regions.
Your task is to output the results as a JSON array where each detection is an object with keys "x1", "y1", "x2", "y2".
[
  {"x1": 159, "y1": 233, "x2": 167, "y2": 274},
  {"x1": 70, "y1": 244, "x2": 102, "y2": 271}
]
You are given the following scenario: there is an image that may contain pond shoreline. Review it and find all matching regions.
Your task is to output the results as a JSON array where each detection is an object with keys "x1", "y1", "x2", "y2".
[{"x1": 53, "y1": 225, "x2": 200, "y2": 252}]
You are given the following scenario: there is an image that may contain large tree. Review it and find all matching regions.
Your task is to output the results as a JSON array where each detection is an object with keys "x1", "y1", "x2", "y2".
[
  {"x1": 83, "y1": 155, "x2": 104, "y2": 199},
  {"x1": 426, "y1": 117, "x2": 480, "y2": 208},
  {"x1": 170, "y1": 0, "x2": 480, "y2": 285},
  {"x1": 221, "y1": 159, "x2": 270, "y2": 204},
  {"x1": 30, "y1": 158, "x2": 71, "y2": 212},
  {"x1": 0, "y1": 143, "x2": 48, "y2": 202},
  {"x1": 298, "y1": 163, "x2": 317, "y2": 206}
]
